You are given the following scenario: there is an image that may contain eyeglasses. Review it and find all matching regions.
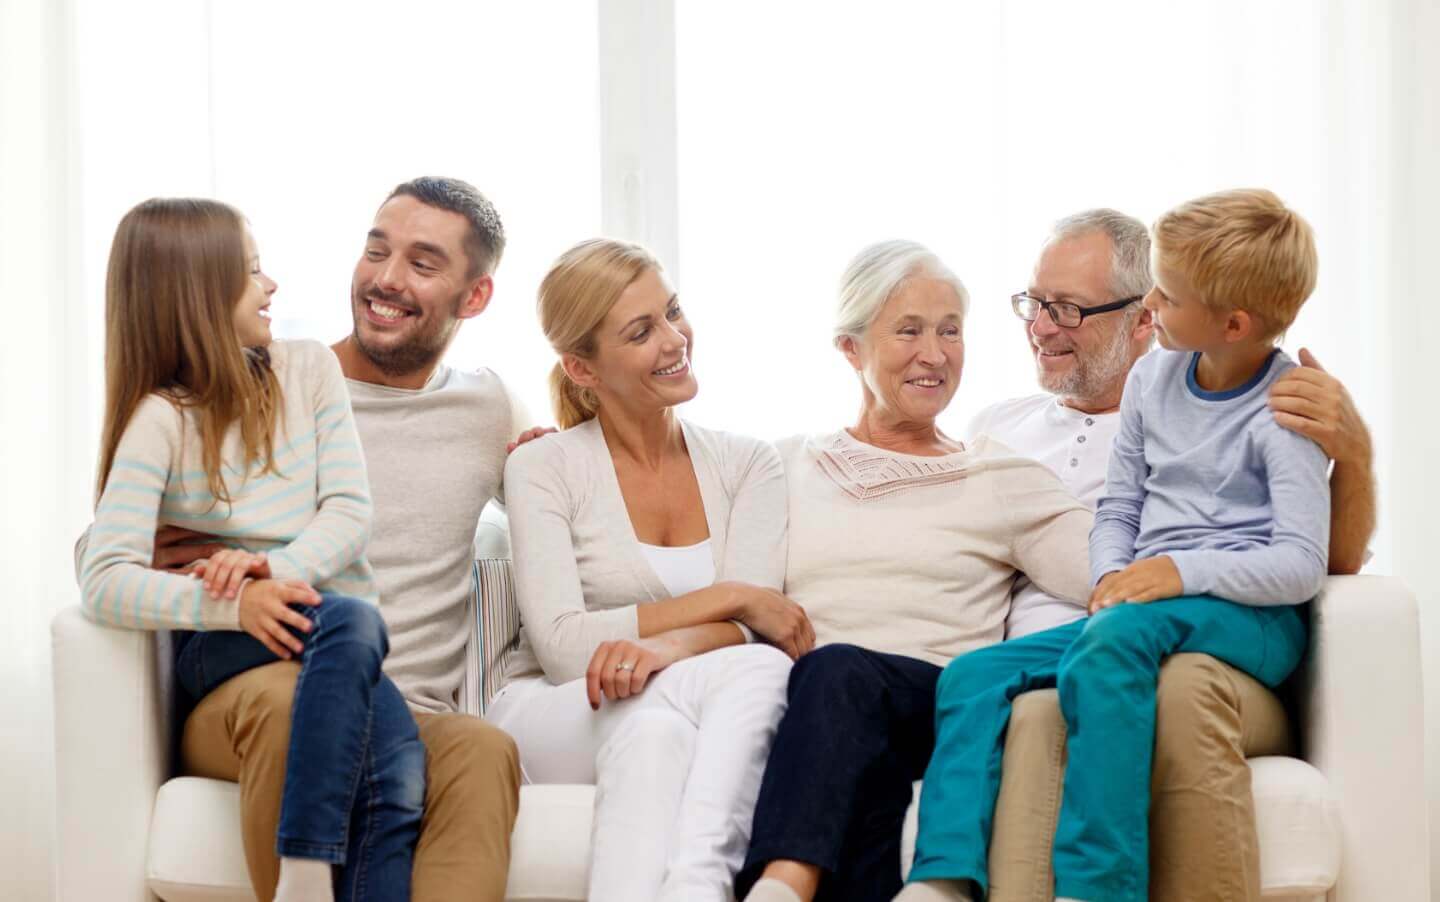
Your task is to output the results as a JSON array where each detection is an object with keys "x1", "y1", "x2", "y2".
[{"x1": 1010, "y1": 293, "x2": 1142, "y2": 328}]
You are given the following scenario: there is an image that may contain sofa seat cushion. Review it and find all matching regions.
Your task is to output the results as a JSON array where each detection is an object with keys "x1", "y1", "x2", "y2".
[
  {"x1": 147, "y1": 779, "x2": 596, "y2": 902},
  {"x1": 147, "y1": 778, "x2": 252, "y2": 902},
  {"x1": 898, "y1": 755, "x2": 1341, "y2": 898},
  {"x1": 1248, "y1": 756, "x2": 1342, "y2": 896},
  {"x1": 505, "y1": 784, "x2": 595, "y2": 901},
  {"x1": 146, "y1": 756, "x2": 1339, "y2": 902}
]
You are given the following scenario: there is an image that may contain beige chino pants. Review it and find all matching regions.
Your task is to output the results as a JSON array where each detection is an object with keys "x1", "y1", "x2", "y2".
[{"x1": 180, "y1": 660, "x2": 522, "y2": 902}]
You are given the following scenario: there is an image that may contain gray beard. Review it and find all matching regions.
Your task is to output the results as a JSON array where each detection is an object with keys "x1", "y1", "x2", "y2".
[{"x1": 1037, "y1": 331, "x2": 1133, "y2": 404}]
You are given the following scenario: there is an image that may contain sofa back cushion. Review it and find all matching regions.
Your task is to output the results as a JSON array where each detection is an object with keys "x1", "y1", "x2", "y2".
[{"x1": 461, "y1": 504, "x2": 521, "y2": 715}]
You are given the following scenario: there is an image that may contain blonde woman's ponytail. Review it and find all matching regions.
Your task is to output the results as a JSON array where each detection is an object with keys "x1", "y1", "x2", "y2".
[
  {"x1": 549, "y1": 361, "x2": 599, "y2": 429},
  {"x1": 537, "y1": 238, "x2": 661, "y2": 428}
]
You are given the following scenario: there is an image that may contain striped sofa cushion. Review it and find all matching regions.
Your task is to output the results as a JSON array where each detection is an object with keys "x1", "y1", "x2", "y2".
[{"x1": 462, "y1": 556, "x2": 521, "y2": 716}]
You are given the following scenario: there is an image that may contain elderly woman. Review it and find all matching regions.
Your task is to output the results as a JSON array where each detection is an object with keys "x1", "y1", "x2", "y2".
[
  {"x1": 738, "y1": 241, "x2": 1094, "y2": 902},
  {"x1": 491, "y1": 238, "x2": 813, "y2": 902}
]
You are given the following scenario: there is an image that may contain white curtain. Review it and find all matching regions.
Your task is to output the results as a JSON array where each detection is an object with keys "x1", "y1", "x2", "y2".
[
  {"x1": 670, "y1": 0, "x2": 1392, "y2": 458},
  {"x1": 0, "y1": 1, "x2": 86, "y2": 900},
  {"x1": 1385, "y1": 0, "x2": 1440, "y2": 889}
]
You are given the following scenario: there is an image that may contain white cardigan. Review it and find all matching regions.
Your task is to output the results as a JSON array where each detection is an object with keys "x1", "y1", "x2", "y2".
[{"x1": 502, "y1": 417, "x2": 787, "y2": 684}]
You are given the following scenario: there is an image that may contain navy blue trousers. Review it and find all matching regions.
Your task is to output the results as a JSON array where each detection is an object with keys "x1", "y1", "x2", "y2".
[{"x1": 739, "y1": 644, "x2": 943, "y2": 902}]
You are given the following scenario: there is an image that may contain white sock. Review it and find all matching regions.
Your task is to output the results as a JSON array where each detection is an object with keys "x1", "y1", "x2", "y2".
[
  {"x1": 272, "y1": 857, "x2": 333, "y2": 902},
  {"x1": 893, "y1": 879, "x2": 974, "y2": 902},
  {"x1": 745, "y1": 877, "x2": 805, "y2": 902}
]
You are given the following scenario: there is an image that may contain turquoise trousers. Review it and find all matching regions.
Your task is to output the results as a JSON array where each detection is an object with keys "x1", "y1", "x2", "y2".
[{"x1": 909, "y1": 597, "x2": 1307, "y2": 902}]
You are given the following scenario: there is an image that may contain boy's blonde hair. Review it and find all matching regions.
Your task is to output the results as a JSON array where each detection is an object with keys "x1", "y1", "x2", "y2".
[{"x1": 1153, "y1": 188, "x2": 1317, "y2": 341}]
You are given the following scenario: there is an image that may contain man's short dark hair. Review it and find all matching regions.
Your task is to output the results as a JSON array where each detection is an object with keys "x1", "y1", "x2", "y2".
[{"x1": 386, "y1": 176, "x2": 506, "y2": 277}]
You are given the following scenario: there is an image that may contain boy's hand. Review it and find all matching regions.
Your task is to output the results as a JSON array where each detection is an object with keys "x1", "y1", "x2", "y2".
[{"x1": 1088, "y1": 556, "x2": 1183, "y2": 613}]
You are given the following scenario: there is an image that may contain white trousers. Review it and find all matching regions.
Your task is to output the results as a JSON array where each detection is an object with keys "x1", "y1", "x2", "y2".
[{"x1": 487, "y1": 643, "x2": 793, "y2": 902}]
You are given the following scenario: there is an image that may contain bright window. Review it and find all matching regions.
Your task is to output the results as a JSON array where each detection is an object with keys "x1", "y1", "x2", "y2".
[
  {"x1": 76, "y1": 0, "x2": 602, "y2": 423},
  {"x1": 674, "y1": 1, "x2": 1387, "y2": 453}
]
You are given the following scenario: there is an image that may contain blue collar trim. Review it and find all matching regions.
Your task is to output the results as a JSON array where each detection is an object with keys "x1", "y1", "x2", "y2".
[{"x1": 1185, "y1": 349, "x2": 1279, "y2": 401}]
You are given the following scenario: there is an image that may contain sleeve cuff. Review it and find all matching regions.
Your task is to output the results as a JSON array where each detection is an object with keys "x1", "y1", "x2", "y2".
[
  {"x1": 1089, "y1": 552, "x2": 1132, "y2": 588},
  {"x1": 198, "y1": 581, "x2": 244, "y2": 630},
  {"x1": 1166, "y1": 551, "x2": 1210, "y2": 596}
]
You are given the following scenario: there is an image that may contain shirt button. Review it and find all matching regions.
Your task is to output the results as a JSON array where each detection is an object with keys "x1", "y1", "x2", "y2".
[
  {"x1": 1077, "y1": 435, "x2": 1087, "y2": 444},
  {"x1": 1085, "y1": 417, "x2": 1095, "y2": 426},
  {"x1": 1070, "y1": 459, "x2": 1079, "y2": 467}
]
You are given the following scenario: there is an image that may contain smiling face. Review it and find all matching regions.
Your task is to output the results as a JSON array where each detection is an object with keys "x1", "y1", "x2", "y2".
[
  {"x1": 349, "y1": 195, "x2": 491, "y2": 376},
  {"x1": 842, "y1": 275, "x2": 965, "y2": 427},
  {"x1": 1026, "y1": 231, "x2": 1144, "y2": 406},
  {"x1": 232, "y1": 227, "x2": 276, "y2": 348},
  {"x1": 567, "y1": 267, "x2": 698, "y2": 413}
]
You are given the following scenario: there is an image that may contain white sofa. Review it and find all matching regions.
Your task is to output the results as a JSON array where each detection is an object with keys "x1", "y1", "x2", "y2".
[{"x1": 52, "y1": 512, "x2": 1430, "y2": 901}]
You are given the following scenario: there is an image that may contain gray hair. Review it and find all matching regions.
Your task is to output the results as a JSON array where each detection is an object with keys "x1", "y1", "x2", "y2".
[
  {"x1": 834, "y1": 240, "x2": 969, "y2": 342},
  {"x1": 1049, "y1": 208, "x2": 1153, "y2": 302}
]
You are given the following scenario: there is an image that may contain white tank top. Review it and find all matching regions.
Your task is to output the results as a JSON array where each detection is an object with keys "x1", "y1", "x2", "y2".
[{"x1": 638, "y1": 539, "x2": 716, "y2": 598}]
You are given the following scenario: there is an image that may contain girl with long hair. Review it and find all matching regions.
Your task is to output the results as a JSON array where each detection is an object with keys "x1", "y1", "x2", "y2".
[{"x1": 80, "y1": 198, "x2": 424, "y2": 902}]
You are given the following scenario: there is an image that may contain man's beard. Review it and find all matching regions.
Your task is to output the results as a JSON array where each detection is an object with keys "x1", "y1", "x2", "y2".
[
  {"x1": 1036, "y1": 326, "x2": 1134, "y2": 403},
  {"x1": 352, "y1": 288, "x2": 463, "y2": 378}
]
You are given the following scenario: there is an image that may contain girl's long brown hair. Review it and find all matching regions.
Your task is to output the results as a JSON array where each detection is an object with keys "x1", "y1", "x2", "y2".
[{"x1": 96, "y1": 198, "x2": 283, "y2": 507}]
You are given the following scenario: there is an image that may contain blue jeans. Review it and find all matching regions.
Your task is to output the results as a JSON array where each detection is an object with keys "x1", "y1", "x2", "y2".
[
  {"x1": 738, "y1": 644, "x2": 943, "y2": 902},
  {"x1": 909, "y1": 597, "x2": 1308, "y2": 902},
  {"x1": 175, "y1": 594, "x2": 425, "y2": 902}
]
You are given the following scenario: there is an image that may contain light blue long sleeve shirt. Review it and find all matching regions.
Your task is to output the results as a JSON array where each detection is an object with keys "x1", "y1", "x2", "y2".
[{"x1": 1090, "y1": 348, "x2": 1330, "y2": 606}]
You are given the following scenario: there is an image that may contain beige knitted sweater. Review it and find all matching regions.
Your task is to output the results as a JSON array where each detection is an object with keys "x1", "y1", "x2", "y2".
[{"x1": 781, "y1": 430, "x2": 1093, "y2": 666}]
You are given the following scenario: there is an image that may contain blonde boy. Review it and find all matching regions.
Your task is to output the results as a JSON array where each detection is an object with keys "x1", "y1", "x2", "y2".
[{"x1": 902, "y1": 189, "x2": 1331, "y2": 902}]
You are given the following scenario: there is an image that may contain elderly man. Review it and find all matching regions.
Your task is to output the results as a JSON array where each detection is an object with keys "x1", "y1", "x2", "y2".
[
  {"x1": 77, "y1": 176, "x2": 529, "y2": 902},
  {"x1": 974, "y1": 208, "x2": 1375, "y2": 901}
]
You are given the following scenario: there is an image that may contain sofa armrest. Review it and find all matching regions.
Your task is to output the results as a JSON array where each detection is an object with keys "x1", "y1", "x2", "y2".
[
  {"x1": 51, "y1": 605, "x2": 176, "y2": 902},
  {"x1": 1297, "y1": 575, "x2": 1430, "y2": 901}
]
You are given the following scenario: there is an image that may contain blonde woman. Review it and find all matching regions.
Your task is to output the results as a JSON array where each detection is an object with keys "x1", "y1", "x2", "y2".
[{"x1": 486, "y1": 239, "x2": 812, "y2": 902}]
